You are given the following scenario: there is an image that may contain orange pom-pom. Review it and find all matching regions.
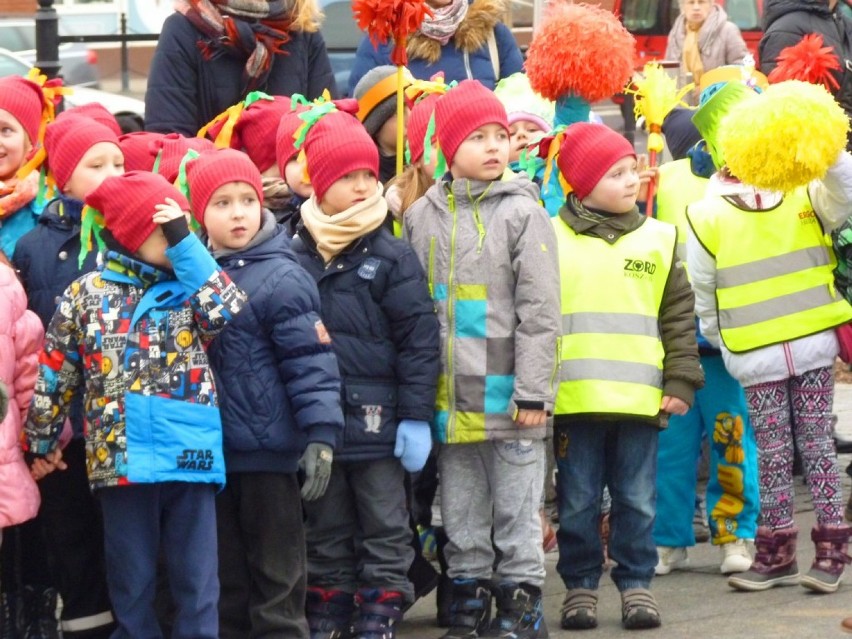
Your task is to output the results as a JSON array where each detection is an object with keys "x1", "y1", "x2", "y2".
[
  {"x1": 525, "y1": 2, "x2": 636, "y2": 103},
  {"x1": 353, "y1": 0, "x2": 433, "y2": 66},
  {"x1": 768, "y1": 33, "x2": 841, "y2": 92}
]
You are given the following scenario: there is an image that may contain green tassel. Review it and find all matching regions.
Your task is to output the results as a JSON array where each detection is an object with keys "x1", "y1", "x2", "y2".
[
  {"x1": 243, "y1": 90, "x2": 272, "y2": 109},
  {"x1": 432, "y1": 147, "x2": 447, "y2": 181},
  {"x1": 176, "y1": 149, "x2": 201, "y2": 200},
  {"x1": 290, "y1": 94, "x2": 310, "y2": 109},
  {"x1": 78, "y1": 206, "x2": 106, "y2": 268},
  {"x1": 35, "y1": 165, "x2": 50, "y2": 209},
  {"x1": 293, "y1": 101, "x2": 337, "y2": 150}
]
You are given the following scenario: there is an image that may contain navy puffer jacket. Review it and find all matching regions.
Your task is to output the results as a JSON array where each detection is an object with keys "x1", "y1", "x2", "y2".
[
  {"x1": 207, "y1": 225, "x2": 345, "y2": 473},
  {"x1": 145, "y1": 12, "x2": 337, "y2": 136},
  {"x1": 291, "y1": 225, "x2": 440, "y2": 462}
]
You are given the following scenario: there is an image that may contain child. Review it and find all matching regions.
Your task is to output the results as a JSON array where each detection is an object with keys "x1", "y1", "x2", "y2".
[
  {"x1": 0, "y1": 249, "x2": 42, "y2": 538},
  {"x1": 56, "y1": 102, "x2": 122, "y2": 135},
  {"x1": 686, "y1": 98, "x2": 852, "y2": 594},
  {"x1": 185, "y1": 148, "x2": 345, "y2": 638},
  {"x1": 151, "y1": 133, "x2": 215, "y2": 184},
  {"x1": 404, "y1": 79, "x2": 561, "y2": 639},
  {"x1": 118, "y1": 131, "x2": 166, "y2": 172},
  {"x1": 385, "y1": 92, "x2": 440, "y2": 222},
  {"x1": 493, "y1": 72, "x2": 554, "y2": 165},
  {"x1": 290, "y1": 108, "x2": 440, "y2": 638},
  {"x1": 13, "y1": 112, "x2": 123, "y2": 639},
  {"x1": 25, "y1": 171, "x2": 247, "y2": 639},
  {"x1": 353, "y1": 65, "x2": 413, "y2": 184},
  {"x1": 652, "y1": 105, "x2": 760, "y2": 578},
  {"x1": 274, "y1": 106, "x2": 312, "y2": 232},
  {"x1": 551, "y1": 122, "x2": 703, "y2": 631},
  {"x1": 0, "y1": 75, "x2": 49, "y2": 256}
]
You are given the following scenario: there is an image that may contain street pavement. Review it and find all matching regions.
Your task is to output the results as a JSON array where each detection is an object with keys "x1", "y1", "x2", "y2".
[{"x1": 397, "y1": 380, "x2": 852, "y2": 639}]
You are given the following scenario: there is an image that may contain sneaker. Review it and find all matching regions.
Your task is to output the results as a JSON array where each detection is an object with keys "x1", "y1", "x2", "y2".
[
  {"x1": 655, "y1": 547, "x2": 688, "y2": 576},
  {"x1": 560, "y1": 589, "x2": 598, "y2": 630},
  {"x1": 483, "y1": 582, "x2": 547, "y2": 638},
  {"x1": 720, "y1": 539, "x2": 753, "y2": 574},
  {"x1": 621, "y1": 588, "x2": 661, "y2": 630}
]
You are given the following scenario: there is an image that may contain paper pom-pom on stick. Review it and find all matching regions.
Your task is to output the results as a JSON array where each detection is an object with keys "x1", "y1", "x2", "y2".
[
  {"x1": 525, "y1": 2, "x2": 635, "y2": 105},
  {"x1": 720, "y1": 80, "x2": 849, "y2": 192},
  {"x1": 767, "y1": 34, "x2": 841, "y2": 92}
]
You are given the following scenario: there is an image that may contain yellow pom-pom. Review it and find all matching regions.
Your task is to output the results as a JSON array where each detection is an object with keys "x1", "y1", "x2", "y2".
[{"x1": 720, "y1": 80, "x2": 849, "y2": 192}]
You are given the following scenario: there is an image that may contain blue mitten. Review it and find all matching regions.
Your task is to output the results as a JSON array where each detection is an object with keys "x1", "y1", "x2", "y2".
[{"x1": 393, "y1": 420, "x2": 432, "y2": 472}]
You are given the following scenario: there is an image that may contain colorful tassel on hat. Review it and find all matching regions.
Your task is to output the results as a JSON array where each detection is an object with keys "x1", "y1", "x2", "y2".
[
  {"x1": 78, "y1": 205, "x2": 106, "y2": 268},
  {"x1": 15, "y1": 68, "x2": 71, "y2": 184},
  {"x1": 197, "y1": 90, "x2": 274, "y2": 147}
]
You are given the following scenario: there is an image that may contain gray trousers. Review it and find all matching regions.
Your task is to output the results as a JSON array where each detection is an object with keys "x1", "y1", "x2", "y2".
[
  {"x1": 439, "y1": 440, "x2": 546, "y2": 587},
  {"x1": 304, "y1": 457, "x2": 414, "y2": 601}
]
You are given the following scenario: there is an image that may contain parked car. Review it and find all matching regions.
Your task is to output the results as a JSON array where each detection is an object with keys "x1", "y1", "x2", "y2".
[
  {"x1": 0, "y1": 47, "x2": 144, "y2": 130},
  {"x1": 0, "y1": 17, "x2": 99, "y2": 88}
]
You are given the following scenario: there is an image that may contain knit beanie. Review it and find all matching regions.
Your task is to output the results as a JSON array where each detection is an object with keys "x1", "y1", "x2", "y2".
[
  {"x1": 353, "y1": 65, "x2": 413, "y2": 138},
  {"x1": 661, "y1": 108, "x2": 702, "y2": 161},
  {"x1": 57, "y1": 102, "x2": 121, "y2": 136},
  {"x1": 435, "y1": 80, "x2": 509, "y2": 168},
  {"x1": 494, "y1": 72, "x2": 554, "y2": 134},
  {"x1": 232, "y1": 95, "x2": 292, "y2": 172},
  {"x1": 152, "y1": 133, "x2": 216, "y2": 183},
  {"x1": 407, "y1": 94, "x2": 441, "y2": 164},
  {"x1": 557, "y1": 122, "x2": 636, "y2": 201},
  {"x1": 304, "y1": 110, "x2": 379, "y2": 202},
  {"x1": 186, "y1": 148, "x2": 264, "y2": 226},
  {"x1": 0, "y1": 76, "x2": 45, "y2": 146},
  {"x1": 118, "y1": 131, "x2": 165, "y2": 173},
  {"x1": 85, "y1": 171, "x2": 189, "y2": 254},
  {"x1": 275, "y1": 106, "x2": 308, "y2": 176},
  {"x1": 44, "y1": 115, "x2": 121, "y2": 191}
]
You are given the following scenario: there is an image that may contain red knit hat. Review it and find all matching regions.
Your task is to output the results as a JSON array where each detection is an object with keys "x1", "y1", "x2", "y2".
[
  {"x1": 0, "y1": 76, "x2": 46, "y2": 146},
  {"x1": 152, "y1": 133, "x2": 216, "y2": 183},
  {"x1": 232, "y1": 95, "x2": 292, "y2": 173},
  {"x1": 57, "y1": 102, "x2": 121, "y2": 136},
  {"x1": 556, "y1": 122, "x2": 636, "y2": 201},
  {"x1": 407, "y1": 93, "x2": 441, "y2": 164},
  {"x1": 186, "y1": 148, "x2": 264, "y2": 226},
  {"x1": 44, "y1": 115, "x2": 121, "y2": 191},
  {"x1": 85, "y1": 171, "x2": 190, "y2": 253},
  {"x1": 275, "y1": 106, "x2": 308, "y2": 176},
  {"x1": 435, "y1": 80, "x2": 509, "y2": 167},
  {"x1": 303, "y1": 110, "x2": 379, "y2": 202},
  {"x1": 118, "y1": 131, "x2": 165, "y2": 172}
]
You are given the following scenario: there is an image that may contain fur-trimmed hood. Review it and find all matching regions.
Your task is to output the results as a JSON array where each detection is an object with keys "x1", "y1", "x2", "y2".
[{"x1": 407, "y1": 0, "x2": 508, "y2": 63}]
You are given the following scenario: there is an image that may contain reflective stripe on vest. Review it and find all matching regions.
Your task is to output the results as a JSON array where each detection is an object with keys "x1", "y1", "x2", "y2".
[
  {"x1": 686, "y1": 188, "x2": 852, "y2": 353},
  {"x1": 655, "y1": 158, "x2": 709, "y2": 269},
  {"x1": 553, "y1": 216, "x2": 676, "y2": 417}
]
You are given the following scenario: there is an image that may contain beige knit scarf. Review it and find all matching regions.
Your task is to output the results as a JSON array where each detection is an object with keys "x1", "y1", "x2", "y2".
[
  {"x1": 300, "y1": 184, "x2": 387, "y2": 263},
  {"x1": 682, "y1": 22, "x2": 704, "y2": 85}
]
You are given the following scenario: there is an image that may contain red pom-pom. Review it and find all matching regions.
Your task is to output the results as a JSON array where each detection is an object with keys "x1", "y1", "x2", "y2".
[
  {"x1": 768, "y1": 33, "x2": 841, "y2": 92},
  {"x1": 353, "y1": 0, "x2": 433, "y2": 66},
  {"x1": 525, "y1": 2, "x2": 636, "y2": 103}
]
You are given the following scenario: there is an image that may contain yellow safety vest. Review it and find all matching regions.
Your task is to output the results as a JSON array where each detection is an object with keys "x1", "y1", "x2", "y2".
[
  {"x1": 687, "y1": 187, "x2": 852, "y2": 353},
  {"x1": 553, "y1": 216, "x2": 677, "y2": 417},
  {"x1": 656, "y1": 159, "x2": 709, "y2": 265}
]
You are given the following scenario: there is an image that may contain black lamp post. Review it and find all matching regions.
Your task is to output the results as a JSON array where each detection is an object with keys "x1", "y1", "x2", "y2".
[{"x1": 35, "y1": 0, "x2": 61, "y2": 80}]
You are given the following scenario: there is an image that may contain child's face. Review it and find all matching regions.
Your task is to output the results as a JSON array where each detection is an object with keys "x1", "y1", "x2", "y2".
[
  {"x1": 0, "y1": 108, "x2": 31, "y2": 182},
  {"x1": 135, "y1": 226, "x2": 171, "y2": 269},
  {"x1": 203, "y1": 181, "x2": 262, "y2": 251},
  {"x1": 450, "y1": 123, "x2": 510, "y2": 182},
  {"x1": 284, "y1": 158, "x2": 313, "y2": 199},
  {"x1": 508, "y1": 120, "x2": 547, "y2": 164},
  {"x1": 64, "y1": 142, "x2": 125, "y2": 201},
  {"x1": 376, "y1": 110, "x2": 408, "y2": 157},
  {"x1": 320, "y1": 169, "x2": 377, "y2": 216},
  {"x1": 581, "y1": 155, "x2": 640, "y2": 214}
]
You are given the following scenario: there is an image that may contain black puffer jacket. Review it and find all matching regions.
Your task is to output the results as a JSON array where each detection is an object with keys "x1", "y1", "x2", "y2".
[
  {"x1": 290, "y1": 225, "x2": 440, "y2": 462},
  {"x1": 759, "y1": 0, "x2": 852, "y2": 148}
]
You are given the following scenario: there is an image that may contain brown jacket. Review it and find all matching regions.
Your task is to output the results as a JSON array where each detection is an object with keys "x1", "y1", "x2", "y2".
[{"x1": 557, "y1": 197, "x2": 704, "y2": 421}]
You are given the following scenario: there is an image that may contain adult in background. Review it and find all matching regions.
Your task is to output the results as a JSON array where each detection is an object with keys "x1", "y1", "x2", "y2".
[
  {"x1": 145, "y1": 0, "x2": 336, "y2": 136},
  {"x1": 347, "y1": 0, "x2": 523, "y2": 95},
  {"x1": 665, "y1": 0, "x2": 749, "y2": 90},
  {"x1": 759, "y1": 0, "x2": 852, "y2": 149}
]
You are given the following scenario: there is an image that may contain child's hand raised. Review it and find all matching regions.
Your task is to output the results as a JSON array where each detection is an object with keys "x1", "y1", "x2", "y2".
[
  {"x1": 153, "y1": 197, "x2": 189, "y2": 225},
  {"x1": 660, "y1": 395, "x2": 689, "y2": 416},
  {"x1": 636, "y1": 154, "x2": 658, "y2": 204}
]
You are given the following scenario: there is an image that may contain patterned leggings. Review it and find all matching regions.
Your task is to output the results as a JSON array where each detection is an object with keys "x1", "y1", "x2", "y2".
[{"x1": 744, "y1": 365, "x2": 843, "y2": 530}]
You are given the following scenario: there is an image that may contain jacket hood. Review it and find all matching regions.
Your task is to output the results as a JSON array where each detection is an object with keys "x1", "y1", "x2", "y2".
[
  {"x1": 763, "y1": 0, "x2": 831, "y2": 30},
  {"x1": 39, "y1": 195, "x2": 84, "y2": 227},
  {"x1": 423, "y1": 172, "x2": 540, "y2": 209},
  {"x1": 217, "y1": 219, "x2": 298, "y2": 266},
  {"x1": 407, "y1": 0, "x2": 507, "y2": 63}
]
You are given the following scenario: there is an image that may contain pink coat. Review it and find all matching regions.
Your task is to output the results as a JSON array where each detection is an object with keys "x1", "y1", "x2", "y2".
[{"x1": 0, "y1": 261, "x2": 42, "y2": 528}]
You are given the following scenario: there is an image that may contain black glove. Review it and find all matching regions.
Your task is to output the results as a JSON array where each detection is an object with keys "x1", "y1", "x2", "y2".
[
  {"x1": 161, "y1": 216, "x2": 190, "y2": 247},
  {"x1": 0, "y1": 379, "x2": 8, "y2": 423},
  {"x1": 298, "y1": 443, "x2": 333, "y2": 501}
]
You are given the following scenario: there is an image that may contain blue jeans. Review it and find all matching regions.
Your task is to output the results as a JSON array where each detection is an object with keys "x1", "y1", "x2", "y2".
[{"x1": 554, "y1": 419, "x2": 658, "y2": 592}]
